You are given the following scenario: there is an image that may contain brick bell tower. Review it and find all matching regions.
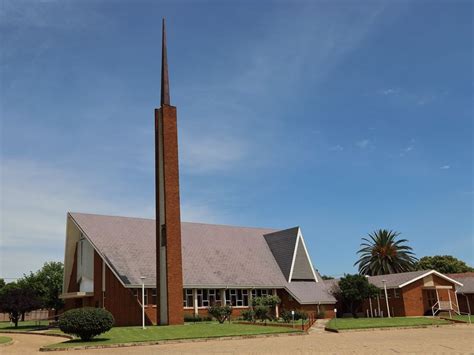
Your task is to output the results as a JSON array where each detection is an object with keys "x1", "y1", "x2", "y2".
[{"x1": 155, "y1": 19, "x2": 184, "y2": 325}]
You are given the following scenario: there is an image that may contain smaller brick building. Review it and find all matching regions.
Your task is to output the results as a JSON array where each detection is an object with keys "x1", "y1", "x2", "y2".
[
  {"x1": 328, "y1": 270, "x2": 463, "y2": 317},
  {"x1": 447, "y1": 272, "x2": 474, "y2": 315}
]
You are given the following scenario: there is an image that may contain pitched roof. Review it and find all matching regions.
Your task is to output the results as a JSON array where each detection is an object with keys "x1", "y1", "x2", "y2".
[
  {"x1": 367, "y1": 270, "x2": 463, "y2": 289},
  {"x1": 367, "y1": 270, "x2": 428, "y2": 288},
  {"x1": 286, "y1": 281, "x2": 335, "y2": 304},
  {"x1": 447, "y1": 273, "x2": 474, "y2": 294},
  {"x1": 67, "y1": 212, "x2": 335, "y2": 304},
  {"x1": 263, "y1": 228, "x2": 298, "y2": 280}
]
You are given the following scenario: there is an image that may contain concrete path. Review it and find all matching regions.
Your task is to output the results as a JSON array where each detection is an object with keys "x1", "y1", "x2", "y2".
[
  {"x1": 3, "y1": 324, "x2": 474, "y2": 354},
  {"x1": 308, "y1": 319, "x2": 329, "y2": 333}
]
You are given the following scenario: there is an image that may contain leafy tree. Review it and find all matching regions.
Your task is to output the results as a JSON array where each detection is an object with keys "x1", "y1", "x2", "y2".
[
  {"x1": 251, "y1": 295, "x2": 281, "y2": 322},
  {"x1": 331, "y1": 274, "x2": 379, "y2": 317},
  {"x1": 415, "y1": 255, "x2": 474, "y2": 274},
  {"x1": 321, "y1": 275, "x2": 334, "y2": 280},
  {"x1": 355, "y1": 229, "x2": 417, "y2": 276},
  {"x1": 0, "y1": 278, "x2": 5, "y2": 290},
  {"x1": 18, "y1": 262, "x2": 64, "y2": 317},
  {"x1": 0, "y1": 282, "x2": 42, "y2": 327}
]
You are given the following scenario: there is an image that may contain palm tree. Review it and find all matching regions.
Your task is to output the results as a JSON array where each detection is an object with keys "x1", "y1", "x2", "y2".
[{"x1": 355, "y1": 229, "x2": 418, "y2": 276}]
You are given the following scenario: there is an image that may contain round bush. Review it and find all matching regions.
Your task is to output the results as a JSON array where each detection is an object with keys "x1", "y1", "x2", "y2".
[{"x1": 58, "y1": 307, "x2": 114, "y2": 341}]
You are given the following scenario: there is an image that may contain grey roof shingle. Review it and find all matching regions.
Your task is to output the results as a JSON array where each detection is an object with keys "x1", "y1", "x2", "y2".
[
  {"x1": 263, "y1": 228, "x2": 298, "y2": 280},
  {"x1": 367, "y1": 270, "x2": 428, "y2": 288},
  {"x1": 447, "y1": 273, "x2": 474, "y2": 294},
  {"x1": 68, "y1": 212, "x2": 336, "y2": 304},
  {"x1": 286, "y1": 281, "x2": 335, "y2": 304}
]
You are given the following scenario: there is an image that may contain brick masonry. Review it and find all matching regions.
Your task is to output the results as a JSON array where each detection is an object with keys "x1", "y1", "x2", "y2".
[{"x1": 155, "y1": 105, "x2": 184, "y2": 325}]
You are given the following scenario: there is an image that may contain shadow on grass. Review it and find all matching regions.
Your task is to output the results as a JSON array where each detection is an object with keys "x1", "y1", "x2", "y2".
[{"x1": 62, "y1": 337, "x2": 111, "y2": 344}]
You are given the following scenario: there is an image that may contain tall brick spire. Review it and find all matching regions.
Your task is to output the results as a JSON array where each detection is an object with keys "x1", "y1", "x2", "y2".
[
  {"x1": 161, "y1": 18, "x2": 170, "y2": 106},
  {"x1": 155, "y1": 19, "x2": 183, "y2": 325}
]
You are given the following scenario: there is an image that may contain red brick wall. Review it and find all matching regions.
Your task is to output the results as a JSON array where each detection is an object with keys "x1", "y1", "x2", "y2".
[
  {"x1": 277, "y1": 289, "x2": 335, "y2": 318},
  {"x1": 457, "y1": 293, "x2": 474, "y2": 314},
  {"x1": 155, "y1": 105, "x2": 184, "y2": 325}
]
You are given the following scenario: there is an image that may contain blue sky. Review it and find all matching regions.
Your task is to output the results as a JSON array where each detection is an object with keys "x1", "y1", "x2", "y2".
[{"x1": 1, "y1": 0, "x2": 472, "y2": 279}]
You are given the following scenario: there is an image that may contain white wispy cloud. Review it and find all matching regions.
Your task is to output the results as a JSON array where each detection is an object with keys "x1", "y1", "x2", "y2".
[
  {"x1": 400, "y1": 139, "x2": 416, "y2": 157},
  {"x1": 329, "y1": 145, "x2": 344, "y2": 152},
  {"x1": 356, "y1": 139, "x2": 371, "y2": 149},
  {"x1": 440, "y1": 165, "x2": 450, "y2": 170},
  {"x1": 379, "y1": 88, "x2": 400, "y2": 96}
]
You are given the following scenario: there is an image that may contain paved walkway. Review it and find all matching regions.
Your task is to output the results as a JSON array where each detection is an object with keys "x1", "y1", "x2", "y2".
[{"x1": 3, "y1": 324, "x2": 474, "y2": 354}]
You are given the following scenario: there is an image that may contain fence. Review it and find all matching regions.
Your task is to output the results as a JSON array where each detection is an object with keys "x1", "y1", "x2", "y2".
[{"x1": 0, "y1": 309, "x2": 50, "y2": 322}]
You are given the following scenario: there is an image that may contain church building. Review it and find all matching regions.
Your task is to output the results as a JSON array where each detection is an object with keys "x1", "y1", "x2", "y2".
[{"x1": 60, "y1": 20, "x2": 336, "y2": 326}]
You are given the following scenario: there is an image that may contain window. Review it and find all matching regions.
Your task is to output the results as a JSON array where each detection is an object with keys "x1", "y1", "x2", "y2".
[
  {"x1": 183, "y1": 289, "x2": 222, "y2": 308},
  {"x1": 225, "y1": 289, "x2": 249, "y2": 307},
  {"x1": 394, "y1": 289, "x2": 400, "y2": 298},
  {"x1": 133, "y1": 289, "x2": 138, "y2": 298},
  {"x1": 380, "y1": 291, "x2": 384, "y2": 299},
  {"x1": 251, "y1": 289, "x2": 270, "y2": 298},
  {"x1": 183, "y1": 289, "x2": 193, "y2": 308},
  {"x1": 152, "y1": 289, "x2": 157, "y2": 305},
  {"x1": 144, "y1": 289, "x2": 148, "y2": 305}
]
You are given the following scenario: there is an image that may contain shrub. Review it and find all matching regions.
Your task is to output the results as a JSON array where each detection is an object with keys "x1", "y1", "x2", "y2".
[
  {"x1": 254, "y1": 305, "x2": 270, "y2": 323},
  {"x1": 58, "y1": 307, "x2": 114, "y2": 341},
  {"x1": 281, "y1": 310, "x2": 292, "y2": 323},
  {"x1": 184, "y1": 314, "x2": 212, "y2": 322},
  {"x1": 296, "y1": 310, "x2": 308, "y2": 321},
  {"x1": 207, "y1": 304, "x2": 232, "y2": 324},
  {"x1": 241, "y1": 309, "x2": 255, "y2": 322},
  {"x1": 280, "y1": 310, "x2": 308, "y2": 322},
  {"x1": 317, "y1": 310, "x2": 326, "y2": 319}
]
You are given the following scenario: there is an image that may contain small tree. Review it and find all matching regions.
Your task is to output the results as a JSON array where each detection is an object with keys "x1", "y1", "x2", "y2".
[
  {"x1": 0, "y1": 282, "x2": 41, "y2": 327},
  {"x1": 18, "y1": 262, "x2": 64, "y2": 319},
  {"x1": 59, "y1": 308, "x2": 114, "y2": 341},
  {"x1": 207, "y1": 304, "x2": 232, "y2": 324},
  {"x1": 331, "y1": 274, "x2": 379, "y2": 317},
  {"x1": 251, "y1": 295, "x2": 281, "y2": 322}
]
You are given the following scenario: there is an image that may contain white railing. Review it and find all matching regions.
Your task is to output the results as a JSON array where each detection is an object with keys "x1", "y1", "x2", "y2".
[{"x1": 431, "y1": 301, "x2": 460, "y2": 316}]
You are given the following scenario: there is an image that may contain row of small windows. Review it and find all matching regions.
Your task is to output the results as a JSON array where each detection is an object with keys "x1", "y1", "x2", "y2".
[
  {"x1": 183, "y1": 288, "x2": 271, "y2": 308},
  {"x1": 132, "y1": 288, "x2": 157, "y2": 306},
  {"x1": 378, "y1": 288, "x2": 400, "y2": 299}
]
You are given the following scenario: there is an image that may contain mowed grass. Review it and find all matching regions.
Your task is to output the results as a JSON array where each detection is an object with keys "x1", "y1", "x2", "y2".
[
  {"x1": 0, "y1": 336, "x2": 13, "y2": 344},
  {"x1": 46, "y1": 322, "x2": 300, "y2": 349},
  {"x1": 326, "y1": 317, "x2": 451, "y2": 330},
  {"x1": 0, "y1": 320, "x2": 49, "y2": 332}
]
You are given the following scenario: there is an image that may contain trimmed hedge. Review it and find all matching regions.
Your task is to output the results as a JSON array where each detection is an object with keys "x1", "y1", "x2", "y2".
[{"x1": 58, "y1": 307, "x2": 114, "y2": 341}]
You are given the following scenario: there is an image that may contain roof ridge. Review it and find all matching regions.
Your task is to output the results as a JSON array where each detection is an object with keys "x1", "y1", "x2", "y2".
[{"x1": 69, "y1": 211, "x2": 279, "y2": 231}]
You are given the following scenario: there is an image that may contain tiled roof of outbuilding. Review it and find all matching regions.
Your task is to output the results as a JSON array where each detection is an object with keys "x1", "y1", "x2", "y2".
[{"x1": 447, "y1": 273, "x2": 474, "y2": 294}]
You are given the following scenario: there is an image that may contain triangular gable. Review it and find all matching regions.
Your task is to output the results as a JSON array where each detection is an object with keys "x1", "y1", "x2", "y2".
[
  {"x1": 263, "y1": 227, "x2": 299, "y2": 280},
  {"x1": 264, "y1": 227, "x2": 318, "y2": 283},
  {"x1": 289, "y1": 229, "x2": 318, "y2": 282}
]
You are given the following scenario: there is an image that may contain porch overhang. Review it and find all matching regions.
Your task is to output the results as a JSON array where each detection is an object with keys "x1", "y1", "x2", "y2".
[{"x1": 59, "y1": 292, "x2": 94, "y2": 299}]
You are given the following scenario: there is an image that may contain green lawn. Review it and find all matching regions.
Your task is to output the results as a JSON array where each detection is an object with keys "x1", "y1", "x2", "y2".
[
  {"x1": 0, "y1": 336, "x2": 13, "y2": 344},
  {"x1": 0, "y1": 320, "x2": 49, "y2": 332},
  {"x1": 326, "y1": 317, "x2": 451, "y2": 331},
  {"x1": 45, "y1": 323, "x2": 300, "y2": 349}
]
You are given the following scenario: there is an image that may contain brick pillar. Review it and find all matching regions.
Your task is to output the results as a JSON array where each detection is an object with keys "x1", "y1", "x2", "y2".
[{"x1": 155, "y1": 105, "x2": 184, "y2": 325}]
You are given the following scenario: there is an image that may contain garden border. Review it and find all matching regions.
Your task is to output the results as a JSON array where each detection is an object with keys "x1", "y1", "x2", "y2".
[
  {"x1": 39, "y1": 331, "x2": 306, "y2": 352},
  {"x1": 324, "y1": 323, "x2": 458, "y2": 333}
]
